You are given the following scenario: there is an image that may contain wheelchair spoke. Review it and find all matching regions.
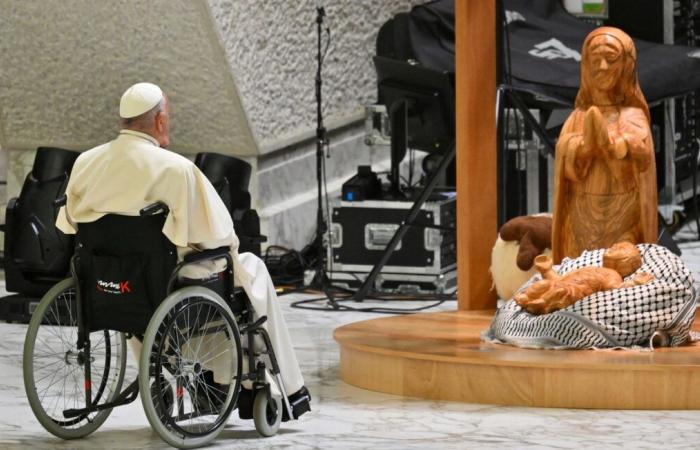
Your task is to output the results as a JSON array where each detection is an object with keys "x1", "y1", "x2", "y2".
[
  {"x1": 26, "y1": 281, "x2": 126, "y2": 434},
  {"x1": 198, "y1": 347, "x2": 231, "y2": 367},
  {"x1": 144, "y1": 294, "x2": 242, "y2": 443},
  {"x1": 196, "y1": 305, "x2": 212, "y2": 355}
]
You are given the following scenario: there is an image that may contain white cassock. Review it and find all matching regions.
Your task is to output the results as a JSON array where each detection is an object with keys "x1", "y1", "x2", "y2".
[{"x1": 56, "y1": 129, "x2": 304, "y2": 395}]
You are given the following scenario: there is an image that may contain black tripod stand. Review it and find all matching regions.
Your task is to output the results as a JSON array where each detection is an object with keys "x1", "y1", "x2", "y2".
[{"x1": 308, "y1": 3, "x2": 337, "y2": 304}]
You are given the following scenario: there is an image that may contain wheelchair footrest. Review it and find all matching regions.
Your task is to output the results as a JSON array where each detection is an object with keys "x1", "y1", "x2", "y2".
[
  {"x1": 63, "y1": 378, "x2": 139, "y2": 418},
  {"x1": 283, "y1": 387, "x2": 312, "y2": 421}
]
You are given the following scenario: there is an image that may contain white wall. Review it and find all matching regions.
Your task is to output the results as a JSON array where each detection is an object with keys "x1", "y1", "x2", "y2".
[
  {"x1": 208, "y1": 0, "x2": 423, "y2": 151},
  {"x1": 0, "y1": 0, "x2": 256, "y2": 155}
]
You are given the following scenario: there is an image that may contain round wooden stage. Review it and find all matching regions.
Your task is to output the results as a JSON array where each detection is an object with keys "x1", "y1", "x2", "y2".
[{"x1": 334, "y1": 310, "x2": 700, "y2": 409}]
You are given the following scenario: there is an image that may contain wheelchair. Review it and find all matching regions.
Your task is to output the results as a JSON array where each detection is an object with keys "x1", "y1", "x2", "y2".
[{"x1": 22, "y1": 202, "x2": 293, "y2": 449}]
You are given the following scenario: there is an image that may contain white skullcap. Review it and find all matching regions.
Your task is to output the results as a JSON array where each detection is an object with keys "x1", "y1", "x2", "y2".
[{"x1": 119, "y1": 82, "x2": 163, "y2": 119}]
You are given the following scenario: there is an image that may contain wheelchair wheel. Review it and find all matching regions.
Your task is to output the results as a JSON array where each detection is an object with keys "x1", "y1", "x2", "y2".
[
  {"x1": 253, "y1": 388, "x2": 282, "y2": 437},
  {"x1": 139, "y1": 286, "x2": 242, "y2": 449},
  {"x1": 23, "y1": 278, "x2": 127, "y2": 439}
]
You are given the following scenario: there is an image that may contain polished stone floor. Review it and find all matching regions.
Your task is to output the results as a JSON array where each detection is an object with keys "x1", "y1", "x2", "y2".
[{"x1": 2, "y1": 236, "x2": 700, "y2": 449}]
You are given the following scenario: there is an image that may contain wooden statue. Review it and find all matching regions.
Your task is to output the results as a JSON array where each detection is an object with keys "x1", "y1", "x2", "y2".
[
  {"x1": 552, "y1": 27, "x2": 657, "y2": 263},
  {"x1": 514, "y1": 242, "x2": 653, "y2": 315}
]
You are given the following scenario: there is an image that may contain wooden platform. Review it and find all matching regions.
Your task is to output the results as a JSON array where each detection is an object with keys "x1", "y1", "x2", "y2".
[{"x1": 334, "y1": 310, "x2": 700, "y2": 409}]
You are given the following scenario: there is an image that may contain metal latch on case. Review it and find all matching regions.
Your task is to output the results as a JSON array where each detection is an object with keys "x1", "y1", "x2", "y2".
[{"x1": 364, "y1": 223, "x2": 402, "y2": 251}]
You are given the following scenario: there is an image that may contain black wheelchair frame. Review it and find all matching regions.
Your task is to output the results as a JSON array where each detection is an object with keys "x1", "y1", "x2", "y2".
[{"x1": 25, "y1": 199, "x2": 292, "y2": 448}]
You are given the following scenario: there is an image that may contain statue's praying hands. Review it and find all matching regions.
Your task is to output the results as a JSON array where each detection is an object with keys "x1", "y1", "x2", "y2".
[{"x1": 514, "y1": 242, "x2": 654, "y2": 315}]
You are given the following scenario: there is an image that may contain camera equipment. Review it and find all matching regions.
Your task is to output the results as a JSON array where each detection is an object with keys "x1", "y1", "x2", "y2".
[
  {"x1": 341, "y1": 166, "x2": 381, "y2": 202},
  {"x1": 349, "y1": 57, "x2": 456, "y2": 301}
]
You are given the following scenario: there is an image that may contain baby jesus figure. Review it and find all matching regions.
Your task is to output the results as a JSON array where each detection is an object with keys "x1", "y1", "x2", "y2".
[{"x1": 514, "y1": 241, "x2": 654, "y2": 315}]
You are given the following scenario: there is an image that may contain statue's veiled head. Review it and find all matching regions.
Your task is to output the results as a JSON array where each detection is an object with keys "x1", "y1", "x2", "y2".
[
  {"x1": 575, "y1": 27, "x2": 649, "y2": 122},
  {"x1": 587, "y1": 34, "x2": 624, "y2": 92}
]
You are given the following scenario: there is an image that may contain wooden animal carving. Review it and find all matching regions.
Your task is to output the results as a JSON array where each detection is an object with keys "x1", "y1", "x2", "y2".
[
  {"x1": 552, "y1": 27, "x2": 657, "y2": 263},
  {"x1": 515, "y1": 242, "x2": 653, "y2": 315},
  {"x1": 490, "y1": 215, "x2": 552, "y2": 300}
]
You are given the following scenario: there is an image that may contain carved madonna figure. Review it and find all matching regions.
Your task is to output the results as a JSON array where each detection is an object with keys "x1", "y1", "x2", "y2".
[{"x1": 552, "y1": 27, "x2": 657, "y2": 263}]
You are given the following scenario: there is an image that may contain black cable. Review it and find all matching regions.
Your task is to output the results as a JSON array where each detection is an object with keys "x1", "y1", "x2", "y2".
[
  {"x1": 502, "y1": 11, "x2": 518, "y2": 218},
  {"x1": 292, "y1": 285, "x2": 457, "y2": 301},
  {"x1": 289, "y1": 271, "x2": 457, "y2": 313},
  {"x1": 264, "y1": 245, "x2": 308, "y2": 286},
  {"x1": 290, "y1": 295, "x2": 453, "y2": 315},
  {"x1": 689, "y1": 138, "x2": 700, "y2": 240},
  {"x1": 321, "y1": 27, "x2": 331, "y2": 65},
  {"x1": 684, "y1": 0, "x2": 700, "y2": 241},
  {"x1": 321, "y1": 24, "x2": 332, "y2": 116},
  {"x1": 321, "y1": 130, "x2": 342, "y2": 310},
  {"x1": 408, "y1": 147, "x2": 414, "y2": 190},
  {"x1": 514, "y1": 108, "x2": 524, "y2": 216}
]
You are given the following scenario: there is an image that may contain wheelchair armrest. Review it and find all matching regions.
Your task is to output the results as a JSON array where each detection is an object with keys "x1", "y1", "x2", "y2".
[
  {"x1": 139, "y1": 202, "x2": 169, "y2": 216},
  {"x1": 183, "y1": 246, "x2": 231, "y2": 264},
  {"x1": 54, "y1": 195, "x2": 67, "y2": 207},
  {"x1": 241, "y1": 235, "x2": 267, "y2": 244}
]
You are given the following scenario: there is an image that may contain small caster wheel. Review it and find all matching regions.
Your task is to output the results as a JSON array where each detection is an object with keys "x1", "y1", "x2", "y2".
[{"x1": 253, "y1": 389, "x2": 282, "y2": 437}]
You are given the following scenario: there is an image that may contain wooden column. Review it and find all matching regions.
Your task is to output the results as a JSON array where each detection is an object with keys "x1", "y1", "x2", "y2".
[{"x1": 456, "y1": 0, "x2": 497, "y2": 310}]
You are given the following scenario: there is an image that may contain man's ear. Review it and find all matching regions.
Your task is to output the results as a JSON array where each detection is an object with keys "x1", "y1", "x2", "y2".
[{"x1": 154, "y1": 112, "x2": 164, "y2": 133}]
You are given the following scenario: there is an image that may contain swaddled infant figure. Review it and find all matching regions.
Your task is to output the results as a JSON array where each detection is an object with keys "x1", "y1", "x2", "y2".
[{"x1": 515, "y1": 241, "x2": 654, "y2": 315}]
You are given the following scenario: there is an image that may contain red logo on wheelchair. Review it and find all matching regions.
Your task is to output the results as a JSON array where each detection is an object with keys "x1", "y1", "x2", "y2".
[{"x1": 96, "y1": 279, "x2": 133, "y2": 295}]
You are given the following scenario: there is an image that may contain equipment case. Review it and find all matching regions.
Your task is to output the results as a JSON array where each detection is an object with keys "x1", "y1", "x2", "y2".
[{"x1": 327, "y1": 195, "x2": 456, "y2": 294}]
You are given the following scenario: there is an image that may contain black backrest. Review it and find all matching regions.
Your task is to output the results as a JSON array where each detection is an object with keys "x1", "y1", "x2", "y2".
[
  {"x1": 76, "y1": 213, "x2": 177, "y2": 334},
  {"x1": 194, "y1": 152, "x2": 252, "y2": 211},
  {"x1": 194, "y1": 152, "x2": 265, "y2": 256}
]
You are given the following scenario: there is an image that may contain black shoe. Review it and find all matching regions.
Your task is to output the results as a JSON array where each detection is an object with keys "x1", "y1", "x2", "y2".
[
  {"x1": 191, "y1": 370, "x2": 228, "y2": 414},
  {"x1": 237, "y1": 387, "x2": 254, "y2": 420},
  {"x1": 282, "y1": 386, "x2": 311, "y2": 421},
  {"x1": 151, "y1": 377, "x2": 174, "y2": 421}
]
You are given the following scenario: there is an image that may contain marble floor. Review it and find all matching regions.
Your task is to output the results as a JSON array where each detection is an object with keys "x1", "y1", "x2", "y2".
[{"x1": 2, "y1": 237, "x2": 700, "y2": 449}]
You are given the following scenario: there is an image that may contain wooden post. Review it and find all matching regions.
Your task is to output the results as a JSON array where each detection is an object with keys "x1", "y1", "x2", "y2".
[{"x1": 456, "y1": 0, "x2": 497, "y2": 310}]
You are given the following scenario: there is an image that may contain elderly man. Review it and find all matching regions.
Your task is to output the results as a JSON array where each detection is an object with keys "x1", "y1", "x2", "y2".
[{"x1": 56, "y1": 82, "x2": 310, "y2": 420}]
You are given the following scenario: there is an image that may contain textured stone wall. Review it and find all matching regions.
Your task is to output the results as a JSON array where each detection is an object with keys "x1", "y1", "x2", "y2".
[
  {"x1": 206, "y1": 0, "x2": 424, "y2": 248},
  {"x1": 0, "y1": 0, "x2": 256, "y2": 155},
  {"x1": 207, "y1": 0, "x2": 423, "y2": 150}
]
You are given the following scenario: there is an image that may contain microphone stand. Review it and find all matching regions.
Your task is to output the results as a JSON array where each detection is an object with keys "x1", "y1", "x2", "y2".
[{"x1": 311, "y1": 4, "x2": 338, "y2": 307}]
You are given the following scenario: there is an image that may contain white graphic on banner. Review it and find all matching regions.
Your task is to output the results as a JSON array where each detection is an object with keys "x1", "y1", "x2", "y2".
[
  {"x1": 505, "y1": 10, "x2": 526, "y2": 24},
  {"x1": 529, "y1": 38, "x2": 581, "y2": 61}
]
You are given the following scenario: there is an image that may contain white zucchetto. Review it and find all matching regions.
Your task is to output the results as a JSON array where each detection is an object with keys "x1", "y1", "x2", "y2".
[{"x1": 119, "y1": 82, "x2": 163, "y2": 119}]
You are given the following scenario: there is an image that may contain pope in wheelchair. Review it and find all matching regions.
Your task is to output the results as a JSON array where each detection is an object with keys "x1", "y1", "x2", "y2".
[{"x1": 22, "y1": 83, "x2": 311, "y2": 449}]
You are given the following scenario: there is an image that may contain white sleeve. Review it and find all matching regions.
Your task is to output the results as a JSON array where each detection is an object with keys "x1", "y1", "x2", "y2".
[{"x1": 161, "y1": 163, "x2": 239, "y2": 253}]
